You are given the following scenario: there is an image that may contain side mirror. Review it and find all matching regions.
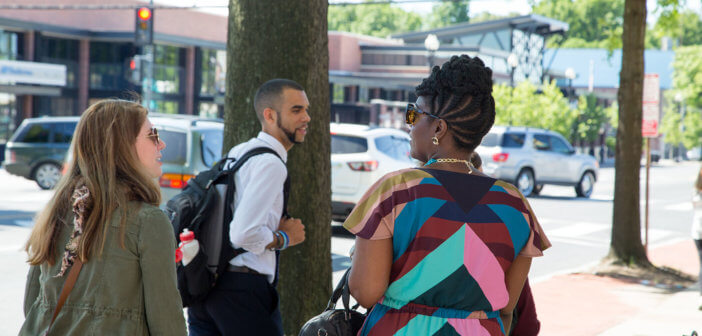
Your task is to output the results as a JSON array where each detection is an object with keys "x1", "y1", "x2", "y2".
[{"x1": 568, "y1": 149, "x2": 576, "y2": 155}]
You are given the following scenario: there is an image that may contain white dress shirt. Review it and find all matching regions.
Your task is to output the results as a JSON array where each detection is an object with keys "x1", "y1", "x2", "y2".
[{"x1": 226, "y1": 132, "x2": 288, "y2": 283}]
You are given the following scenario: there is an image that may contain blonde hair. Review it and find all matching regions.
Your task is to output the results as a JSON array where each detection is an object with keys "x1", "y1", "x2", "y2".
[
  {"x1": 696, "y1": 165, "x2": 702, "y2": 191},
  {"x1": 26, "y1": 99, "x2": 162, "y2": 265}
]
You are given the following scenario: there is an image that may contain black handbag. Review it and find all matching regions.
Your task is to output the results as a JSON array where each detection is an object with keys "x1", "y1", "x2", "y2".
[{"x1": 299, "y1": 268, "x2": 367, "y2": 336}]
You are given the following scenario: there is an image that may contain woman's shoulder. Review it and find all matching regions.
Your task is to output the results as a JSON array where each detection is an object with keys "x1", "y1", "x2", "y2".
[{"x1": 118, "y1": 202, "x2": 169, "y2": 226}]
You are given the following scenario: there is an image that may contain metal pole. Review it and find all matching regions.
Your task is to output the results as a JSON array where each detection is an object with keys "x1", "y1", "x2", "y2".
[
  {"x1": 143, "y1": 0, "x2": 154, "y2": 110},
  {"x1": 645, "y1": 137, "x2": 650, "y2": 254}
]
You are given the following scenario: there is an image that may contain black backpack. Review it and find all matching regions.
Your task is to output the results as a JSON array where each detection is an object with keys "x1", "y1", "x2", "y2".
[{"x1": 165, "y1": 146, "x2": 282, "y2": 307}]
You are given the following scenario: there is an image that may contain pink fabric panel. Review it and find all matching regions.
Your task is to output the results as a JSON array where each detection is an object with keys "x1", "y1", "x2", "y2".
[
  {"x1": 463, "y1": 225, "x2": 509, "y2": 310},
  {"x1": 447, "y1": 318, "x2": 492, "y2": 336}
]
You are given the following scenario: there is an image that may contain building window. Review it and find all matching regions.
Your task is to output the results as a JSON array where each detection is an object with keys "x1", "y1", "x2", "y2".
[
  {"x1": 34, "y1": 96, "x2": 76, "y2": 117},
  {"x1": 152, "y1": 100, "x2": 179, "y2": 114},
  {"x1": 89, "y1": 42, "x2": 134, "y2": 90},
  {"x1": 0, "y1": 30, "x2": 21, "y2": 60},
  {"x1": 200, "y1": 49, "x2": 225, "y2": 96},
  {"x1": 37, "y1": 36, "x2": 79, "y2": 88},
  {"x1": 153, "y1": 45, "x2": 183, "y2": 94},
  {"x1": 0, "y1": 93, "x2": 18, "y2": 143},
  {"x1": 199, "y1": 102, "x2": 219, "y2": 118}
]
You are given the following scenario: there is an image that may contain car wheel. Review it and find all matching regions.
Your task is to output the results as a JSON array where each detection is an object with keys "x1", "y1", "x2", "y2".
[
  {"x1": 575, "y1": 171, "x2": 595, "y2": 198},
  {"x1": 516, "y1": 169, "x2": 535, "y2": 197},
  {"x1": 33, "y1": 163, "x2": 61, "y2": 190},
  {"x1": 532, "y1": 184, "x2": 544, "y2": 195}
]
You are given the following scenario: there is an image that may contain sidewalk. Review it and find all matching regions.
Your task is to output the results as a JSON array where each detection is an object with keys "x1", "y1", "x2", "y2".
[{"x1": 532, "y1": 239, "x2": 702, "y2": 335}]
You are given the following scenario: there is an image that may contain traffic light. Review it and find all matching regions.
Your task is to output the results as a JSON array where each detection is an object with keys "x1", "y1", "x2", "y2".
[
  {"x1": 134, "y1": 7, "x2": 153, "y2": 46},
  {"x1": 125, "y1": 56, "x2": 142, "y2": 85}
]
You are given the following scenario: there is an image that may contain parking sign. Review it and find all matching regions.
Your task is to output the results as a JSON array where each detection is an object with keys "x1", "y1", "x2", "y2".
[{"x1": 642, "y1": 74, "x2": 659, "y2": 137}]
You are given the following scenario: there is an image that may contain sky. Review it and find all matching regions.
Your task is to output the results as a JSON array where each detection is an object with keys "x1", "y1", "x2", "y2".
[{"x1": 156, "y1": 0, "x2": 702, "y2": 23}]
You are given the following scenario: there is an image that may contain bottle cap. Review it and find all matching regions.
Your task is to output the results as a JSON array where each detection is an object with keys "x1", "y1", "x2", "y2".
[{"x1": 180, "y1": 228, "x2": 195, "y2": 242}]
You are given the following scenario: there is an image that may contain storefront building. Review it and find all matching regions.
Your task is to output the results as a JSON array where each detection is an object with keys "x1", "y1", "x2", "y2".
[{"x1": 0, "y1": 0, "x2": 227, "y2": 147}]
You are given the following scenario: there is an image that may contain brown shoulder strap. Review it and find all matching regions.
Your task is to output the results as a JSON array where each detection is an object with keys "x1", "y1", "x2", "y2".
[{"x1": 47, "y1": 259, "x2": 83, "y2": 333}]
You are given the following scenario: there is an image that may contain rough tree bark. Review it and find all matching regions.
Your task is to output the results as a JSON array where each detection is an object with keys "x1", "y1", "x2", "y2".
[
  {"x1": 609, "y1": 0, "x2": 650, "y2": 266},
  {"x1": 225, "y1": 0, "x2": 331, "y2": 334}
]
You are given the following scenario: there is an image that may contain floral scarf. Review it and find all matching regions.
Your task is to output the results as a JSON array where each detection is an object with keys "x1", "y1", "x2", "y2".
[{"x1": 55, "y1": 185, "x2": 91, "y2": 277}]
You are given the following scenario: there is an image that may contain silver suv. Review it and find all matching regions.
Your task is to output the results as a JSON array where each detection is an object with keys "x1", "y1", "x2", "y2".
[{"x1": 475, "y1": 126, "x2": 599, "y2": 197}]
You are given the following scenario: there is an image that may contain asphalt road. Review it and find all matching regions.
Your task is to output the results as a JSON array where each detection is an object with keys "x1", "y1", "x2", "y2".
[{"x1": 0, "y1": 161, "x2": 699, "y2": 335}]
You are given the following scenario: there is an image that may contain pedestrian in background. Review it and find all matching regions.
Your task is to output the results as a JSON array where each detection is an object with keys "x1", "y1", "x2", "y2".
[
  {"x1": 693, "y1": 165, "x2": 702, "y2": 311},
  {"x1": 471, "y1": 152, "x2": 540, "y2": 335},
  {"x1": 186, "y1": 79, "x2": 307, "y2": 336},
  {"x1": 344, "y1": 55, "x2": 551, "y2": 336},
  {"x1": 20, "y1": 99, "x2": 186, "y2": 335}
]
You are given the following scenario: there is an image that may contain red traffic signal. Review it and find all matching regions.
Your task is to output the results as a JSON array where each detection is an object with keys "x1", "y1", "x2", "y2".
[
  {"x1": 134, "y1": 7, "x2": 154, "y2": 46},
  {"x1": 129, "y1": 58, "x2": 136, "y2": 70},
  {"x1": 137, "y1": 7, "x2": 152, "y2": 21}
]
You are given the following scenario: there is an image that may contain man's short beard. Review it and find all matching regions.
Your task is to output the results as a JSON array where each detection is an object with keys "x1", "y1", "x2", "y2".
[{"x1": 277, "y1": 113, "x2": 301, "y2": 144}]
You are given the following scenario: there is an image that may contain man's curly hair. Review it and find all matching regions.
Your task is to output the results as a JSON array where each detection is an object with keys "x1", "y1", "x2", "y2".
[{"x1": 415, "y1": 54, "x2": 495, "y2": 151}]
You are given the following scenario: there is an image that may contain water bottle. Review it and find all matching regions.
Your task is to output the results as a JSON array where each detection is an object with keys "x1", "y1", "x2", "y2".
[{"x1": 175, "y1": 229, "x2": 194, "y2": 263}]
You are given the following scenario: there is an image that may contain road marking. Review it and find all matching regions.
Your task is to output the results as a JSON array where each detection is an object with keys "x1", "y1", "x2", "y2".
[
  {"x1": 547, "y1": 222, "x2": 609, "y2": 237},
  {"x1": 663, "y1": 202, "x2": 693, "y2": 211},
  {"x1": 547, "y1": 236, "x2": 607, "y2": 247}
]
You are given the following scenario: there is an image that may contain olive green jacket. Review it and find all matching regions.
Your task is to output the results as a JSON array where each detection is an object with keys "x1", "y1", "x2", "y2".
[{"x1": 20, "y1": 202, "x2": 187, "y2": 336}]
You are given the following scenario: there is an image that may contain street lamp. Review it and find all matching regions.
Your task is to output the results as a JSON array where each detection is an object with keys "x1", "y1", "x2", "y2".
[
  {"x1": 507, "y1": 53, "x2": 518, "y2": 87},
  {"x1": 565, "y1": 67, "x2": 576, "y2": 104},
  {"x1": 424, "y1": 34, "x2": 440, "y2": 71}
]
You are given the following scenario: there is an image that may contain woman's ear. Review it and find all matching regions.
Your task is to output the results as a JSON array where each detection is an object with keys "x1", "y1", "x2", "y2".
[{"x1": 435, "y1": 119, "x2": 448, "y2": 139}]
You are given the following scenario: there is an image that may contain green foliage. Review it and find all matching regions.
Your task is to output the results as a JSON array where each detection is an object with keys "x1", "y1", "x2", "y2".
[
  {"x1": 575, "y1": 93, "x2": 609, "y2": 142},
  {"x1": 493, "y1": 80, "x2": 577, "y2": 139},
  {"x1": 531, "y1": 0, "x2": 624, "y2": 49},
  {"x1": 671, "y1": 46, "x2": 702, "y2": 109},
  {"x1": 683, "y1": 110, "x2": 702, "y2": 149},
  {"x1": 426, "y1": 0, "x2": 470, "y2": 29},
  {"x1": 328, "y1": 2, "x2": 422, "y2": 37},
  {"x1": 650, "y1": 10, "x2": 702, "y2": 47},
  {"x1": 660, "y1": 104, "x2": 683, "y2": 145}
]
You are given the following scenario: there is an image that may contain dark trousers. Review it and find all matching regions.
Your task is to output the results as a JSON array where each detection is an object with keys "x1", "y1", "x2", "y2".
[
  {"x1": 695, "y1": 239, "x2": 702, "y2": 295},
  {"x1": 187, "y1": 271, "x2": 283, "y2": 336}
]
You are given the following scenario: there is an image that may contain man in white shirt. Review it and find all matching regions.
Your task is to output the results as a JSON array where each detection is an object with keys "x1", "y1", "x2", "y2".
[{"x1": 187, "y1": 79, "x2": 308, "y2": 336}]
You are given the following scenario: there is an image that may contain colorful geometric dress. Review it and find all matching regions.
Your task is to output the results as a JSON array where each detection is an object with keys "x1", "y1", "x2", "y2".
[{"x1": 343, "y1": 168, "x2": 551, "y2": 336}]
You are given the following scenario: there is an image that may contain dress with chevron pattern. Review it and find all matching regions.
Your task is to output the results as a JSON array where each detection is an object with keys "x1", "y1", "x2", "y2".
[{"x1": 343, "y1": 168, "x2": 551, "y2": 336}]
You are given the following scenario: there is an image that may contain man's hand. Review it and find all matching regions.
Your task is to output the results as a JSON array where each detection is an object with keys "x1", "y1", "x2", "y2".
[{"x1": 279, "y1": 217, "x2": 305, "y2": 247}]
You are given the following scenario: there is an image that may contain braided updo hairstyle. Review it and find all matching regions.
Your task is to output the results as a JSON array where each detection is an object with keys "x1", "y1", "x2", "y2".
[{"x1": 415, "y1": 54, "x2": 495, "y2": 152}]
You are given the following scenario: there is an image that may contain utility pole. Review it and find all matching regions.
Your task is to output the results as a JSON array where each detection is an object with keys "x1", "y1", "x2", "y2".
[
  {"x1": 135, "y1": 3, "x2": 154, "y2": 110},
  {"x1": 144, "y1": 0, "x2": 154, "y2": 110}
]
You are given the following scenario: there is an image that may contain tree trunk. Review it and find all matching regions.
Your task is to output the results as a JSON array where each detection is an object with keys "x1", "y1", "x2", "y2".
[
  {"x1": 225, "y1": 1, "x2": 331, "y2": 334},
  {"x1": 609, "y1": 0, "x2": 650, "y2": 266}
]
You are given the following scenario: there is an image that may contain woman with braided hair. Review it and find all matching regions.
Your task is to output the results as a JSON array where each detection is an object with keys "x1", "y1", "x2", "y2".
[
  {"x1": 20, "y1": 100, "x2": 187, "y2": 335},
  {"x1": 344, "y1": 55, "x2": 550, "y2": 335}
]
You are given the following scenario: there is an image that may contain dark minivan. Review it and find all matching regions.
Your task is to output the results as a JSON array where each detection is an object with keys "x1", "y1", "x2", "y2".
[{"x1": 3, "y1": 117, "x2": 79, "y2": 189}]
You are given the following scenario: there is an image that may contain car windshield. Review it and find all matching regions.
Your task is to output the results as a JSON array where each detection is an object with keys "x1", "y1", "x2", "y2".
[
  {"x1": 331, "y1": 134, "x2": 368, "y2": 154},
  {"x1": 201, "y1": 130, "x2": 223, "y2": 167},
  {"x1": 159, "y1": 129, "x2": 187, "y2": 165}
]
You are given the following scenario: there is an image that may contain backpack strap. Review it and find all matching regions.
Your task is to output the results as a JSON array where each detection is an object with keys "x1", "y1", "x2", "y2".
[{"x1": 222, "y1": 146, "x2": 288, "y2": 256}]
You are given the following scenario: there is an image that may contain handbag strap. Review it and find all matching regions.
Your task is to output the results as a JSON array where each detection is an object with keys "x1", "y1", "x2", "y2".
[
  {"x1": 48, "y1": 259, "x2": 83, "y2": 332},
  {"x1": 326, "y1": 268, "x2": 353, "y2": 312}
]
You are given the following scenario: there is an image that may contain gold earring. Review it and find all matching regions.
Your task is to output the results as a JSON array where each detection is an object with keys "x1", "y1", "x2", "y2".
[{"x1": 432, "y1": 136, "x2": 439, "y2": 145}]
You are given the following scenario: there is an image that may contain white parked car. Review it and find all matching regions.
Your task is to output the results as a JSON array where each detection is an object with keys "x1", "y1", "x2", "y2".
[
  {"x1": 331, "y1": 123, "x2": 416, "y2": 221},
  {"x1": 475, "y1": 126, "x2": 599, "y2": 198}
]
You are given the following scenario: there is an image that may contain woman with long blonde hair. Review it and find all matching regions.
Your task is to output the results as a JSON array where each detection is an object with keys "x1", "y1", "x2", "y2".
[{"x1": 20, "y1": 99, "x2": 186, "y2": 335}]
